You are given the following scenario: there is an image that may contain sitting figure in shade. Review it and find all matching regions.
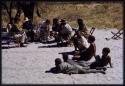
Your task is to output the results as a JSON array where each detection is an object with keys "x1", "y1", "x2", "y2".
[
  {"x1": 90, "y1": 47, "x2": 112, "y2": 69},
  {"x1": 73, "y1": 35, "x2": 96, "y2": 61},
  {"x1": 77, "y1": 18, "x2": 90, "y2": 39},
  {"x1": 72, "y1": 30, "x2": 89, "y2": 52},
  {"x1": 47, "y1": 58, "x2": 105, "y2": 75},
  {"x1": 58, "y1": 19, "x2": 73, "y2": 46}
]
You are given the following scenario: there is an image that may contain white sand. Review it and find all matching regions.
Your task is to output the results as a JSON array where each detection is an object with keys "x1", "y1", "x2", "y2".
[{"x1": 2, "y1": 29, "x2": 123, "y2": 84}]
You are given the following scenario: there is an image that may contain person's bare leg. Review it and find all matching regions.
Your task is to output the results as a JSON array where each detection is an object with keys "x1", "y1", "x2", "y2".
[{"x1": 78, "y1": 68, "x2": 106, "y2": 74}]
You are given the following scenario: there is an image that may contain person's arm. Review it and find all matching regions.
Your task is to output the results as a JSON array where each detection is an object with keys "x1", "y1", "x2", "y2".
[
  {"x1": 93, "y1": 43, "x2": 96, "y2": 57},
  {"x1": 108, "y1": 57, "x2": 113, "y2": 68}
]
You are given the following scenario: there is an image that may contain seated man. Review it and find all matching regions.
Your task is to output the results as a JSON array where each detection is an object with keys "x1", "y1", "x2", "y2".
[
  {"x1": 23, "y1": 17, "x2": 34, "y2": 42},
  {"x1": 58, "y1": 19, "x2": 73, "y2": 46},
  {"x1": 50, "y1": 58, "x2": 105, "y2": 74},
  {"x1": 72, "y1": 31, "x2": 89, "y2": 52},
  {"x1": 73, "y1": 35, "x2": 96, "y2": 61},
  {"x1": 52, "y1": 18, "x2": 60, "y2": 42},
  {"x1": 90, "y1": 47, "x2": 112, "y2": 69},
  {"x1": 77, "y1": 18, "x2": 90, "y2": 39},
  {"x1": 39, "y1": 19, "x2": 51, "y2": 42}
]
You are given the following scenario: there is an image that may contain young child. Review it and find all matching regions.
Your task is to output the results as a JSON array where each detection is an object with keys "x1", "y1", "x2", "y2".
[
  {"x1": 73, "y1": 35, "x2": 96, "y2": 61},
  {"x1": 90, "y1": 47, "x2": 112, "y2": 69}
]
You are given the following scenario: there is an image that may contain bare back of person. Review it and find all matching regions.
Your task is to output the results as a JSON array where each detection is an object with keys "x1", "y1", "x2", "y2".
[{"x1": 80, "y1": 43, "x2": 96, "y2": 61}]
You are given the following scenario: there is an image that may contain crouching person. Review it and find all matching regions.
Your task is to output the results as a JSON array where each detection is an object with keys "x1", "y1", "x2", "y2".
[{"x1": 52, "y1": 58, "x2": 105, "y2": 75}]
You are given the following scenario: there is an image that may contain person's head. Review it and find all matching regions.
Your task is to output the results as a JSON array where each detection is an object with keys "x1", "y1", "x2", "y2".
[
  {"x1": 88, "y1": 35, "x2": 95, "y2": 43},
  {"x1": 62, "y1": 53, "x2": 68, "y2": 62},
  {"x1": 60, "y1": 19, "x2": 66, "y2": 25},
  {"x1": 55, "y1": 58, "x2": 62, "y2": 66},
  {"x1": 77, "y1": 18, "x2": 85, "y2": 25},
  {"x1": 45, "y1": 19, "x2": 50, "y2": 25},
  {"x1": 77, "y1": 18, "x2": 83, "y2": 23},
  {"x1": 102, "y1": 47, "x2": 110, "y2": 56},
  {"x1": 53, "y1": 18, "x2": 59, "y2": 24}
]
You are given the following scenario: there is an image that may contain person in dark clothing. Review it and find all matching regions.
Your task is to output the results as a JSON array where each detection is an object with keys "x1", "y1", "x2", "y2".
[
  {"x1": 73, "y1": 35, "x2": 96, "y2": 61},
  {"x1": 77, "y1": 19, "x2": 89, "y2": 39},
  {"x1": 90, "y1": 47, "x2": 112, "y2": 69},
  {"x1": 52, "y1": 18, "x2": 60, "y2": 32},
  {"x1": 23, "y1": 17, "x2": 34, "y2": 42},
  {"x1": 52, "y1": 18, "x2": 60, "y2": 42}
]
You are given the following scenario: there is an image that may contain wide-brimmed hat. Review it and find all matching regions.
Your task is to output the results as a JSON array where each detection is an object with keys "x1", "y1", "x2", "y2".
[{"x1": 25, "y1": 17, "x2": 29, "y2": 21}]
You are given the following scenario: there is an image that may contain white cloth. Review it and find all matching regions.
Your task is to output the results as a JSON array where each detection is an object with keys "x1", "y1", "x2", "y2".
[
  {"x1": 78, "y1": 36, "x2": 90, "y2": 49},
  {"x1": 65, "y1": 24, "x2": 72, "y2": 32}
]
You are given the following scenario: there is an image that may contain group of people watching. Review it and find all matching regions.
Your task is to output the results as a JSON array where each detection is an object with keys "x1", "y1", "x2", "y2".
[
  {"x1": 43, "y1": 18, "x2": 112, "y2": 74},
  {"x1": 2, "y1": 17, "x2": 112, "y2": 74},
  {"x1": 4, "y1": 17, "x2": 34, "y2": 47}
]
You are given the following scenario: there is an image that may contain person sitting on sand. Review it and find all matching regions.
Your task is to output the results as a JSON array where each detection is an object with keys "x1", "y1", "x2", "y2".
[
  {"x1": 77, "y1": 18, "x2": 89, "y2": 39},
  {"x1": 49, "y1": 58, "x2": 105, "y2": 74},
  {"x1": 9, "y1": 18, "x2": 27, "y2": 47},
  {"x1": 90, "y1": 47, "x2": 112, "y2": 69},
  {"x1": 58, "y1": 19, "x2": 73, "y2": 46},
  {"x1": 73, "y1": 35, "x2": 96, "y2": 61},
  {"x1": 39, "y1": 19, "x2": 51, "y2": 42},
  {"x1": 23, "y1": 17, "x2": 34, "y2": 42},
  {"x1": 72, "y1": 31, "x2": 89, "y2": 52},
  {"x1": 52, "y1": 18, "x2": 60, "y2": 42}
]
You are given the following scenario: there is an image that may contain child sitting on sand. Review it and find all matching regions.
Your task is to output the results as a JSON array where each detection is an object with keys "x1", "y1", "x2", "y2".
[
  {"x1": 73, "y1": 35, "x2": 96, "y2": 61},
  {"x1": 90, "y1": 47, "x2": 112, "y2": 69}
]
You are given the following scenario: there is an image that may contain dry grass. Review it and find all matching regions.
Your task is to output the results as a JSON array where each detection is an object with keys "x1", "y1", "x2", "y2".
[{"x1": 1, "y1": 2, "x2": 123, "y2": 29}]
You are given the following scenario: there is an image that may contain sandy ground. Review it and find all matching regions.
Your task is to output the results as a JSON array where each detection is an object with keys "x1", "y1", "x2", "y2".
[{"x1": 2, "y1": 29, "x2": 123, "y2": 84}]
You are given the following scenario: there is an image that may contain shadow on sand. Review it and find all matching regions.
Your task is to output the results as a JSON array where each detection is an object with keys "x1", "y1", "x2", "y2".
[
  {"x1": 59, "y1": 51, "x2": 75, "y2": 55},
  {"x1": 38, "y1": 44, "x2": 58, "y2": 48},
  {"x1": 45, "y1": 67, "x2": 60, "y2": 74}
]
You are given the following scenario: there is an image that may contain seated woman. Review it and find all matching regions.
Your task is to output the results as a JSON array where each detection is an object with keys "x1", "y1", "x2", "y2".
[
  {"x1": 9, "y1": 18, "x2": 27, "y2": 47},
  {"x1": 73, "y1": 35, "x2": 96, "y2": 61}
]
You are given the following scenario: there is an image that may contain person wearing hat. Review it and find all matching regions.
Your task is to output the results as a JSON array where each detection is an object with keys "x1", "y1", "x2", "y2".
[
  {"x1": 23, "y1": 17, "x2": 34, "y2": 42},
  {"x1": 58, "y1": 19, "x2": 73, "y2": 46}
]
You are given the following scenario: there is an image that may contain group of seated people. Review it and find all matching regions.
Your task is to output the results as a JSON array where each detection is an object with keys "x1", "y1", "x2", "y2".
[
  {"x1": 2, "y1": 16, "x2": 91, "y2": 48},
  {"x1": 37, "y1": 18, "x2": 74, "y2": 46},
  {"x1": 2, "y1": 17, "x2": 34, "y2": 47},
  {"x1": 37, "y1": 18, "x2": 91, "y2": 47},
  {"x1": 2, "y1": 16, "x2": 112, "y2": 74},
  {"x1": 42, "y1": 18, "x2": 112, "y2": 74}
]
